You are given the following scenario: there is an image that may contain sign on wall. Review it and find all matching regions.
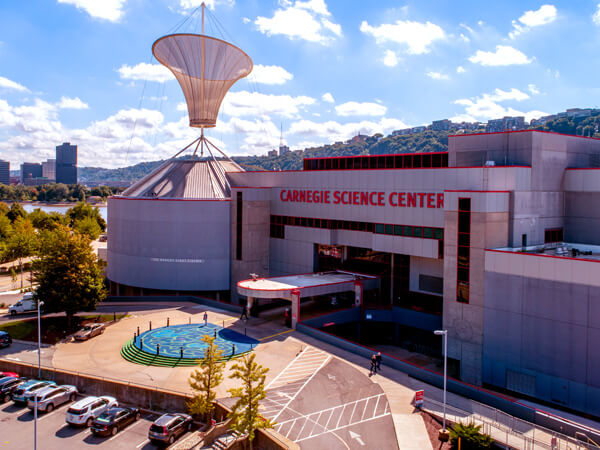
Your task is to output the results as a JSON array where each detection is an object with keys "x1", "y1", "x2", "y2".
[{"x1": 279, "y1": 189, "x2": 444, "y2": 209}]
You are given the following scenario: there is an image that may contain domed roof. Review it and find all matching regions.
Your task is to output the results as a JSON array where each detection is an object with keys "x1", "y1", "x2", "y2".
[{"x1": 122, "y1": 159, "x2": 243, "y2": 199}]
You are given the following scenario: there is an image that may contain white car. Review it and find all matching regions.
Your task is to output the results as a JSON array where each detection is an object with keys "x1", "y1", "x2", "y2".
[
  {"x1": 66, "y1": 396, "x2": 118, "y2": 427},
  {"x1": 27, "y1": 385, "x2": 78, "y2": 413}
]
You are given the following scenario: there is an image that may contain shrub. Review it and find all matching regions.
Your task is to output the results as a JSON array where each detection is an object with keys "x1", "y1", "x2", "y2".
[{"x1": 449, "y1": 421, "x2": 493, "y2": 449}]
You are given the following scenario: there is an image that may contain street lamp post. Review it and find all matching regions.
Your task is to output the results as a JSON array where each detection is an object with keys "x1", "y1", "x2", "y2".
[
  {"x1": 434, "y1": 329, "x2": 448, "y2": 440},
  {"x1": 34, "y1": 300, "x2": 44, "y2": 450}
]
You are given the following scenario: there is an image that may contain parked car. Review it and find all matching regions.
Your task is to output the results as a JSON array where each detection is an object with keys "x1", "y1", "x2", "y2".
[
  {"x1": 73, "y1": 323, "x2": 105, "y2": 341},
  {"x1": 12, "y1": 380, "x2": 56, "y2": 404},
  {"x1": 0, "y1": 377, "x2": 26, "y2": 403},
  {"x1": 91, "y1": 407, "x2": 141, "y2": 437},
  {"x1": 0, "y1": 371, "x2": 19, "y2": 378},
  {"x1": 66, "y1": 396, "x2": 118, "y2": 427},
  {"x1": 27, "y1": 385, "x2": 78, "y2": 413},
  {"x1": 9, "y1": 293, "x2": 38, "y2": 315},
  {"x1": 148, "y1": 413, "x2": 193, "y2": 445},
  {"x1": 0, "y1": 331, "x2": 12, "y2": 348}
]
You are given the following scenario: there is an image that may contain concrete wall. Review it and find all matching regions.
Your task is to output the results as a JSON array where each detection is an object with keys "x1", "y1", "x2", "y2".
[
  {"x1": 107, "y1": 197, "x2": 231, "y2": 291},
  {"x1": 484, "y1": 250, "x2": 600, "y2": 417},
  {"x1": 410, "y1": 256, "x2": 443, "y2": 295}
]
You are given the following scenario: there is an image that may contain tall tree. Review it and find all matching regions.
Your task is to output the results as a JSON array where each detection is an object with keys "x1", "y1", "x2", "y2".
[
  {"x1": 67, "y1": 201, "x2": 106, "y2": 232},
  {"x1": 188, "y1": 335, "x2": 225, "y2": 421},
  {"x1": 7, "y1": 202, "x2": 27, "y2": 223},
  {"x1": 73, "y1": 216, "x2": 102, "y2": 240},
  {"x1": 34, "y1": 226, "x2": 107, "y2": 327},
  {"x1": 227, "y1": 354, "x2": 272, "y2": 448},
  {"x1": 3, "y1": 218, "x2": 37, "y2": 289}
]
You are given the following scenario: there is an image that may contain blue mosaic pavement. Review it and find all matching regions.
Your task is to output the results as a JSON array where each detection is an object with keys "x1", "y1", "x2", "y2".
[{"x1": 136, "y1": 323, "x2": 258, "y2": 359}]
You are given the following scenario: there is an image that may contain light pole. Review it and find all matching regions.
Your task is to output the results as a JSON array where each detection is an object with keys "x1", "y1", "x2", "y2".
[
  {"x1": 434, "y1": 329, "x2": 448, "y2": 437},
  {"x1": 35, "y1": 300, "x2": 44, "y2": 450}
]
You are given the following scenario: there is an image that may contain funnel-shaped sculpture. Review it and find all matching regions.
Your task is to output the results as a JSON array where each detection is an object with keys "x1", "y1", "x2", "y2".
[{"x1": 153, "y1": 33, "x2": 252, "y2": 128}]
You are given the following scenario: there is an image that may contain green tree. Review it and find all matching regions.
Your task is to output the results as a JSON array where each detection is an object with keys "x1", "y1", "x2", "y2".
[
  {"x1": 0, "y1": 214, "x2": 12, "y2": 240},
  {"x1": 34, "y1": 226, "x2": 107, "y2": 327},
  {"x1": 74, "y1": 216, "x2": 102, "y2": 240},
  {"x1": 227, "y1": 354, "x2": 272, "y2": 448},
  {"x1": 67, "y1": 201, "x2": 106, "y2": 232},
  {"x1": 7, "y1": 202, "x2": 27, "y2": 223},
  {"x1": 0, "y1": 202, "x2": 9, "y2": 215},
  {"x1": 188, "y1": 335, "x2": 225, "y2": 421},
  {"x1": 3, "y1": 218, "x2": 37, "y2": 289},
  {"x1": 449, "y1": 422, "x2": 493, "y2": 449}
]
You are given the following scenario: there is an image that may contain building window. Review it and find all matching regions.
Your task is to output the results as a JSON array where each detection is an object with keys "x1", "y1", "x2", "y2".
[
  {"x1": 236, "y1": 192, "x2": 243, "y2": 260},
  {"x1": 544, "y1": 228, "x2": 563, "y2": 244},
  {"x1": 457, "y1": 197, "x2": 471, "y2": 303}
]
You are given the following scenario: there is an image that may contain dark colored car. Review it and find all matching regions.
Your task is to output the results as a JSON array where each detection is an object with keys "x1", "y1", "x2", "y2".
[
  {"x1": 0, "y1": 331, "x2": 12, "y2": 348},
  {"x1": 148, "y1": 413, "x2": 193, "y2": 445},
  {"x1": 0, "y1": 377, "x2": 26, "y2": 403},
  {"x1": 90, "y1": 406, "x2": 141, "y2": 437}
]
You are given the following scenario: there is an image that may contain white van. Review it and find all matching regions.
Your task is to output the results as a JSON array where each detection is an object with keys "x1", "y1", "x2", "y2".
[{"x1": 8, "y1": 293, "x2": 38, "y2": 315}]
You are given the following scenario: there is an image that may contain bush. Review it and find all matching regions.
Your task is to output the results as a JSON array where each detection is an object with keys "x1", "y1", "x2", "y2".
[{"x1": 449, "y1": 422, "x2": 493, "y2": 449}]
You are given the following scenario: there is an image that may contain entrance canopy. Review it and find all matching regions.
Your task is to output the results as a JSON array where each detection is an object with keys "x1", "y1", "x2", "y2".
[{"x1": 237, "y1": 270, "x2": 379, "y2": 300}]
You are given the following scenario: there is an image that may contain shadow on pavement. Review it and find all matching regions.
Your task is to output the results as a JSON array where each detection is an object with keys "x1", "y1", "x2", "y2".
[
  {"x1": 55, "y1": 423, "x2": 88, "y2": 438},
  {"x1": 2, "y1": 402, "x2": 26, "y2": 413}
]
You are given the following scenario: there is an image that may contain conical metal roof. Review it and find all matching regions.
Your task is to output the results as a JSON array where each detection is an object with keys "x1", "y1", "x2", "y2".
[{"x1": 122, "y1": 159, "x2": 243, "y2": 199}]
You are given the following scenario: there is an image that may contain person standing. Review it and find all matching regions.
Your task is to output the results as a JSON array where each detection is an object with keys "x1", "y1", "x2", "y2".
[
  {"x1": 376, "y1": 352, "x2": 382, "y2": 371},
  {"x1": 370, "y1": 353, "x2": 377, "y2": 375},
  {"x1": 240, "y1": 305, "x2": 249, "y2": 321},
  {"x1": 203, "y1": 311, "x2": 208, "y2": 326}
]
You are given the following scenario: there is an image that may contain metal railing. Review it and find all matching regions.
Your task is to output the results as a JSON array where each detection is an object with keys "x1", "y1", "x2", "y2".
[{"x1": 423, "y1": 396, "x2": 600, "y2": 450}]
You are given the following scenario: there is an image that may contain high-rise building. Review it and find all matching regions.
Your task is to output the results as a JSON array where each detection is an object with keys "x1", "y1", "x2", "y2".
[
  {"x1": 21, "y1": 162, "x2": 42, "y2": 184},
  {"x1": 56, "y1": 142, "x2": 77, "y2": 184},
  {"x1": 42, "y1": 159, "x2": 56, "y2": 181},
  {"x1": 0, "y1": 160, "x2": 9, "y2": 186}
]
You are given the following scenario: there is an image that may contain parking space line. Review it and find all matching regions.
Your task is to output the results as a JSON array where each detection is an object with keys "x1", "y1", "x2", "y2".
[
  {"x1": 136, "y1": 439, "x2": 149, "y2": 448},
  {"x1": 258, "y1": 329, "x2": 293, "y2": 341},
  {"x1": 37, "y1": 403, "x2": 70, "y2": 421},
  {"x1": 106, "y1": 419, "x2": 147, "y2": 442}
]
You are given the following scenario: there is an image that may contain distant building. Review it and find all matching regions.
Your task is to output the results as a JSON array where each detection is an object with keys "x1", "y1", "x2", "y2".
[
  {"x1": 0, "y1": 160, "x2": 9, "y2": 185},
  {"x1": 268, "y1": 149, "x2": 278, "y2": 157},
  {"x1": 20, "y1": 162, "x2": 42, "y2": 184},
  {"x1": 431, "y1": 119, "x2": 451, "y2": 131},
  {"x1": 411, "y1": 126, "x2": 427, "y2": 134},
  {"x1": 279, "y1": 145, "x2": 290, "y2": 156},
  {"x1": 9, "y1": 176, "x2": 19, "y2": 185},
  {"x1": 348, "y1": 133, "x2": 368, "y2": 144},
  {"x1": 391, "y1": 128, "x2": 411, "y2": 136},
  {"x1": 56, "y1": 142, "x2": 77, "y2": 184},
  {"x1": 486, "y1": 116, "x2": 526, "y2": 133},
  {"x1": 42, "y1": 159, "x2": 56, "y2": 182}
]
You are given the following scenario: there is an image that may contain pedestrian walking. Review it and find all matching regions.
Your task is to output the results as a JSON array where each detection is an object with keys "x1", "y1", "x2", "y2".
[
  {"x1": 203, "y1": 312, "x2": 208, "y2": 326},
  {"x1": 240, "y1": 305, "x2": 249, "y2": 321},
  {"x1": 157, "y1": 343, "x2": 160, "y2": 356},
  {"x1": 370, "y1": 353, "x2": 377, "y2": 375},
  {"x1": 232, "y1": 344, "x2": 236, "y2": 356},
  {"x1": 376, "y1": 352, "x2": 382, "y2": 371},
  {"x1": 284, "y1": 308, "x2": 291, "y2": 327}
]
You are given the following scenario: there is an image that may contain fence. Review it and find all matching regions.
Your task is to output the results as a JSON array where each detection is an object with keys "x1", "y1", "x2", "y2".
[{"x1": 423, "y1": 396, "x2": 600, "y2": 450}]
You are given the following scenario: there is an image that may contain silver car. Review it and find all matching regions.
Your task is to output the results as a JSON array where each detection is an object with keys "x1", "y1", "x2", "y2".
[
  {"x1": 73, "y1": 323, "x2": 105, "y2": 341},
  {"x1": 27, "y1": 385, "x2": 78, "y2": 413}
]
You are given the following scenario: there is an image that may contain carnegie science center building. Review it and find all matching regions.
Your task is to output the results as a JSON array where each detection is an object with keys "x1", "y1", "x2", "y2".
[{"x1": 107, "y1": 129, "x2": 600, "y2": 417}]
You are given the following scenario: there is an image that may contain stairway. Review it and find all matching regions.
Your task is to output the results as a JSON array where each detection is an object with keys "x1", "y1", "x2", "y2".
[{"x1": 208, "y1": 430, "x2": 242, "y2": 449}]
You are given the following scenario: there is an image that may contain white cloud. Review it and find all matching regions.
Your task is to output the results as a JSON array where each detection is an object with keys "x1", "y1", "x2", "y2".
[
  {"x1": 247, "y1": 64, "x2": 293, "y2": 85},
  {"x1": 456, "y1": 66, "x2": 466, "y2": 73},
  {"x1": 0, "y1": 76, "x2": 29, "y2": 92},
  {"x1": 426, "y1": 71, "x2": 449, "y2": 80},
  {"x1": 178, "y1": 0, "x2": 234, "y2": 11},
  {"x1": 88, "y1": 108, "x2": 163, "y2": 139},
  {"x1": 383, "y1": 50, "x2": 399, "y2": 67},
  {"x1": 459, "y1": 33, "x2": 470, "y2": 43},
  {"x1": 242, "y1": 17, "x2": 250, "y2": 24},
  {"x1": 255, "y1": 0, "x2": 342, "y2": 45},
  {"x1": 57, "y1": 96, "x2": 89, "y2": 110},
  {"x1": 468, "y1": 45, "x2": 532, "y2": 66},
  {"x1": 594, "y1": 4, "x2": 600, "y2": 25},
  {"x1": 510, "y1": 4, "x2": 557, "y2": 38},
  {"x1": 453, "y1": 88, "x2": 542, "y2": 122},
  {"x1": 57, "y1": 0, "x2": 126, "y2": 22},
  {"x1": 117, "y1": 63, "x2": 173, "y2": 83},
  {"x1": 528, "y1": 84, "x2": 540, "y2": 95},
  {"x1": 221, "y1": 90, "x2": 316, "y2": 118},
  {"x1": 360, "y1": 19, "x2": 445, "y2": 54},
  {"x1": 289, "y1": 117, "x2": 408, "y2": 142},
  {"x1": 321, "y1": 92, "x2": 334, "y2": 103},
  {"x1": 335, "y1": 101, "x2": 387, "y2": 117}
]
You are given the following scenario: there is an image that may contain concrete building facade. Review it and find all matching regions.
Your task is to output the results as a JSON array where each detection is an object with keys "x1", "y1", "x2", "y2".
[{"x1": 107, "y1": 130, "x2": 600, "y2": 417}]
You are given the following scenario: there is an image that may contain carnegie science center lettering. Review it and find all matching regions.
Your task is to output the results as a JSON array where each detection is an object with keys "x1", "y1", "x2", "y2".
[{"x1": 279, "y1": 189, "x2": 444, "y2": 208}]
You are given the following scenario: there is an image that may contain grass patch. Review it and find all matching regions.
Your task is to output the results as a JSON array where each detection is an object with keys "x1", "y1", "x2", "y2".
[{"x1": 0, "y1": 313, "x2": 128, "y2": 345}]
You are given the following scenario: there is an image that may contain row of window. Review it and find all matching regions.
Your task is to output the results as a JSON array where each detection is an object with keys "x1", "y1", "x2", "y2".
[
  {"x1": 457, "y1": 198, "x2": 471, "y2": 304},
  {"x1": 303, "y1": 152, "x2": 449, "y2": 171},
  {"x1": 270, "y1": 215, "x2": 445, "y2": 258}
]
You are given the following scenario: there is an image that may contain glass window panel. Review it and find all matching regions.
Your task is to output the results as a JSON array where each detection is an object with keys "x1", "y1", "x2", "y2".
[
  {"x1": 423, "y1": 227, "x2": 433, "y2": 239},
  {"x1": 375, "y1": 224, "x2": 384, "y2": 234}
]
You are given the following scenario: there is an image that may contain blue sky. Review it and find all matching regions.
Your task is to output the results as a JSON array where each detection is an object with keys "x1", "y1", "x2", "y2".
[{"x1": 1, "y1": 0, "x2": 600, "y2": 169}]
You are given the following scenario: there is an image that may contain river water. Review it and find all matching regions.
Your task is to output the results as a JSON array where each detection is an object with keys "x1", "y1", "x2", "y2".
[{"x1": 20, "y1": 203, "x2": 108, "y2": 222}]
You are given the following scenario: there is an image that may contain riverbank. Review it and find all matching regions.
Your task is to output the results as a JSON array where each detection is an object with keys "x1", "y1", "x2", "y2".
[{"x1": 3, "y1": 200, "x2": 107, "y2": 207}]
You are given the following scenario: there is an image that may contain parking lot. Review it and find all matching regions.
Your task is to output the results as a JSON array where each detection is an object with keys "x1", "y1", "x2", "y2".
[{"x1": 0, "y1": 397, "x2": 192, "y2": 449}]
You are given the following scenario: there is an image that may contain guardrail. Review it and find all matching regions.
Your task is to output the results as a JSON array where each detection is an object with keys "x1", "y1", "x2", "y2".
[{"x1": 423, "y1": 396, "x2": 600, "y2": 450}]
